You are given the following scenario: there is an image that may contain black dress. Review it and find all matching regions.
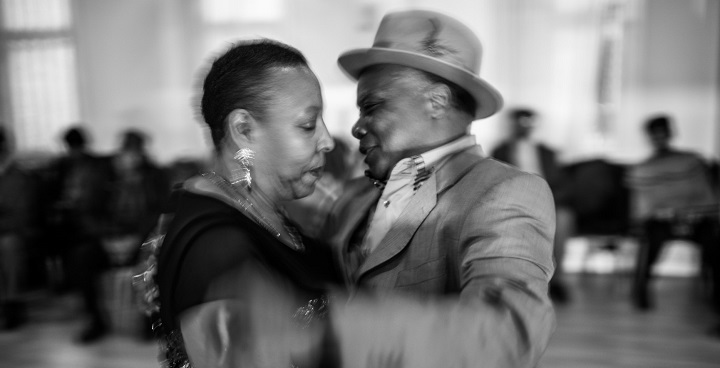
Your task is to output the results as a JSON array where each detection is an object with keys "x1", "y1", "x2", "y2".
[{"x1": 154, "y1": 189, "x2": 340, "y2": 367}]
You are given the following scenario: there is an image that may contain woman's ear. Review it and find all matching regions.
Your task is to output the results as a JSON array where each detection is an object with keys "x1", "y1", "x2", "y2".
[{"x1": 227, "y1": 109, "x2": 254, "y2": 145}]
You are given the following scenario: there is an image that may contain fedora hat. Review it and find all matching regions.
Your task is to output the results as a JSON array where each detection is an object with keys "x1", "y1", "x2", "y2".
[{"x1": 338, "y1": 10, "x2": 503, "y2": 119}]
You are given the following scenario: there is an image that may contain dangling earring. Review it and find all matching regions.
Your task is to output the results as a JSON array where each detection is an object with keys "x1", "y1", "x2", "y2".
[{"x1": 231, "y1": 148, "x2": 255, "y2": 187}]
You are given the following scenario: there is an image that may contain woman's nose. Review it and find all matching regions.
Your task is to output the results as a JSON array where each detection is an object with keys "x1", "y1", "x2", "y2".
[{"x1": 317, "y1": 120, "x2": 335, "y2": 153}]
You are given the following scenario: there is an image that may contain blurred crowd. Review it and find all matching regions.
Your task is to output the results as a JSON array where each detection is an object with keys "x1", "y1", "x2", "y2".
[
  {"x1": 1, "y1": 108, "x2": 719, "y2": 343},
  {"x1": 0, "y1": 125, "x2": 204, "y2": 342},
  {"x1": 490, "y1": 109, "x2": 720, "y2": 334}
]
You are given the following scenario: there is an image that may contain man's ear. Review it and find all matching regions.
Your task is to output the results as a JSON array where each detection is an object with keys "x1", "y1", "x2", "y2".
[
  {"x1": 227, "y1": 109, "x2": 254, "y2": 145},
  {"x1": 426, "y1": 84, "x2": 451, "y2": 119}
]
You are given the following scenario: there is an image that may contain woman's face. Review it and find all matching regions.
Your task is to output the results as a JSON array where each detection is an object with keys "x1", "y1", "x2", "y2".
[{"x1": 250, "y1": 66, "x2": 334, "y2": 202}]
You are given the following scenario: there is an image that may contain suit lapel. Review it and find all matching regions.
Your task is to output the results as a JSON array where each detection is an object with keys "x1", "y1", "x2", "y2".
[
  {"x1": 336, "y1": 186, "x2": 380, "y2": 284},
  {"x1": 356, "y1": 174, "x2": 437, "y2": 280},
  {"x1": 354, "y1": 146, "x2": 485, "y2": 281}
]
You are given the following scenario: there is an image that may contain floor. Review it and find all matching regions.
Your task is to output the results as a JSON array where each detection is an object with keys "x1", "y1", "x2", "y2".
[
  {"x1": 540, "y1": 273, "x2": 720, "y2": 368},
  {"x1": 1, "y1": 273, "x2": 719, "y2": 368}
]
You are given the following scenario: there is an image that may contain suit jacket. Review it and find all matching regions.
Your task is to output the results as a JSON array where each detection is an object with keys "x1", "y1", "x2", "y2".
[{"x1": 323, "y1": 146, "x2": 556, "y2": 368}]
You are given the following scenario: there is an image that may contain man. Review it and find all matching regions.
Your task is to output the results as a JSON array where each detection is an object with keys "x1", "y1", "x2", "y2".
[
  {"x1": 492, "y1": 108, "x2": 573, "y2": 303},
  {"x1": 627, "y1": 115, "x2": 719, "y2": 312},
  {"x1": 107, "y1": 129, "x2": 169, "y2": 263},
  {"x1": 323, "y1": 10, "x2": 556, "y2": 368},
  {"x1": 49, "y1": 126, "x2": 114, "y2": 343}
]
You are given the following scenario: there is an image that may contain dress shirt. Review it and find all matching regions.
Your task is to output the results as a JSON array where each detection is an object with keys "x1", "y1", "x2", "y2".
[{"x1": 362, "y1": 135, "x2": 479, "y2": 254}]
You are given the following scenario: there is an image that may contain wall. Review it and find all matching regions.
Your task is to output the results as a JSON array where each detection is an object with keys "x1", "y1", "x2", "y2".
[
  {"x1": 69, "y1": 0, "x2": 719, "y2": 165},
  {"x1": 74, "y1": 0, "x2": 207, "y2": 163},
  {"x1": 618, "y1": 0, "x2": 719, "y2": 162}
]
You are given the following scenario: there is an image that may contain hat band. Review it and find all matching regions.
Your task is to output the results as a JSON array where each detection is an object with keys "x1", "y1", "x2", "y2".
[{"x1": 372, "y1": 40, "x2": 474, "y2": 74}]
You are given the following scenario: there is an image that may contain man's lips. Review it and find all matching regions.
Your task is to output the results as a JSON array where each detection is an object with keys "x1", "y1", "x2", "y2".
[{"x1": 359, "y1": 145, "x2": 375, "y2": 155}]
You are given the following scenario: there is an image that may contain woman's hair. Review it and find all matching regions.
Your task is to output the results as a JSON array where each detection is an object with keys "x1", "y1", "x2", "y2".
[{"x1": 200, "y1": 39, "x2": 309, "y2": 150}]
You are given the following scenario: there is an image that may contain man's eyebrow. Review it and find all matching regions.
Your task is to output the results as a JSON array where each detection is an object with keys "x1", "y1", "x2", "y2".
[
  {"x1": 357, "y1": 92, "x2": 371, "y2": 107},
  {"x1": 357, "y1": 91, "x2": 383, "y2": 107}
]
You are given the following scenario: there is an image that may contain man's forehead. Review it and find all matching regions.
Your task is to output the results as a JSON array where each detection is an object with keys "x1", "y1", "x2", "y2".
[{"x1": 357, "y1": 65, "x2": 418, "y2": 101}]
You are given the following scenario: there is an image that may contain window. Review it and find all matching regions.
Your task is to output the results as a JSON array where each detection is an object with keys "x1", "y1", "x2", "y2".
[
  {"x1": 0, "y1": 0, "x2": 80, "y2": 152},
  {"x1": 201, "y1": 0, "x2": 284, "y2": 24}
]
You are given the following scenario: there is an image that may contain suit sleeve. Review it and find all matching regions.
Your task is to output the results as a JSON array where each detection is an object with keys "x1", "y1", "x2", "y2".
[{"x1": 329, "y1": 173, "x2": 556, "y2": 368}]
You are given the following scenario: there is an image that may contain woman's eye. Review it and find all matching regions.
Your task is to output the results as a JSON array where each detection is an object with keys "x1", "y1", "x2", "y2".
[{"x1": 301, "y1": 118, "x2": 317, "y2": 131}]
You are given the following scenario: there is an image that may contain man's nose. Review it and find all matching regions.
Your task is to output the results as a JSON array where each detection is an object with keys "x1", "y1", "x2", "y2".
[{"x1": 352, "y1": 119, "x2": 367, "y2": 139}]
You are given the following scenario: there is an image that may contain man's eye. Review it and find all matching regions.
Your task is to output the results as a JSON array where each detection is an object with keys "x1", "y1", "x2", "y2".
[{"x1": 360, "y1": 103, "x2": 378, "y2": 115}]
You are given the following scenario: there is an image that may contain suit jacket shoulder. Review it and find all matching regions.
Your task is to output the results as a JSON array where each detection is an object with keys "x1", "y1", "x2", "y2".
[{"x1": 443, "y1": 148, "x2": 536, "y2": 193}]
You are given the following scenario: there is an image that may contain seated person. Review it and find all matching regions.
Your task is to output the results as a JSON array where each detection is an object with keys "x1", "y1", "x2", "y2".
[
  {"x1": 0, "y1": 127, "x2": 35, "y2": 330},
  {"x1": 626, "y1": 115, "x2": 719, "y2": 311}
]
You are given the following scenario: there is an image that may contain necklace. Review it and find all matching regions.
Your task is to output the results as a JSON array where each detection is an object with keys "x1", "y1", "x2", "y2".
[{"x1": 201, "y1": 172, "x2": 304, "y2": 251}]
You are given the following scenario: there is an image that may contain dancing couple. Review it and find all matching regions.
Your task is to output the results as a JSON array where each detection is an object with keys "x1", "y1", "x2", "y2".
[{"x1": 138, "y1": 10, "x2": 556, "y2": 368}]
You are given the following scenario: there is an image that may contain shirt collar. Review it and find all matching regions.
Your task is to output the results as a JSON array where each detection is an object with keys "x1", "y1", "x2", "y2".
[
  {"x1": 372, "y1": 135, "x2": 479, "y2": 190},
  {"x1": 419, "y1": 134, "x2": 478, "y2": 167}
]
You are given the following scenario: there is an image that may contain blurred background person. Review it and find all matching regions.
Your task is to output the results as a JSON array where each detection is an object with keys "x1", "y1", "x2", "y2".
[
  {"x1": 106, "y1": 129, "x2": 169, "y2": 266},
  {"x1": 46, "y1": 126, "x2": 115, "y2": 343},
  {"x1": 491, "y1": 108, "x2": 574, "y2": 304},
  {"x1": 106, "y1": 129, "x2": 170, "y2": 340},
  {"x1": 0, "y1": 127, "x2": 35, "y2": 330},
  {"x1": 627, "y1": 115, "x2": 719, "y2": 313}
]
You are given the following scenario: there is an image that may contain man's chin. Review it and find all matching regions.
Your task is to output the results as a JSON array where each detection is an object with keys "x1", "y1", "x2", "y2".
[
  {"x1": 363, "y1": 157, "x2": 391, "y2": 182},
  {"x1": 364, "y1": 168, "x2": 388, "y2": 183}
]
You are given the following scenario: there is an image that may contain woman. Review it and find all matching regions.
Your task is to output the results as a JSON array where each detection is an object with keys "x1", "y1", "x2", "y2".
[{"x1": 137, "y1": 39, "x2": 339, "y2": 368}]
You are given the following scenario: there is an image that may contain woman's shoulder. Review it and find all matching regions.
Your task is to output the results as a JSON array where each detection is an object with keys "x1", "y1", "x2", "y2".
[
  {"x1": 164, "y1": 188, "x2": 263, "y2": 255},
  {"x1": 166, "y1": 180, "x2": 256, "y2": 229},
  {"x1": 156, "y1": 188, "x2": 270, "y2": 324},
  {"x1": 157, "y1": 185, "x2": 260, "y2": 280}
]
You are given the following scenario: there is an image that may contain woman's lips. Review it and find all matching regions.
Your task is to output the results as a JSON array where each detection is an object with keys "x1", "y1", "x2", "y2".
[{"x1": 307, "y1": 166, "x2": 323, "y2": 177}]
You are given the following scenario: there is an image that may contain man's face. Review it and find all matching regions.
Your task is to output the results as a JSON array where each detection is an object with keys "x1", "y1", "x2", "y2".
[
  {"x1": 513, "y1": 115, "x2": 535, "y2": 139},
  {"x1": 648, "y1": 127, "x2": 671, "y2": 151},
  {"x1": 352, "y1": 65, "x2": 435, "y2": 181}
]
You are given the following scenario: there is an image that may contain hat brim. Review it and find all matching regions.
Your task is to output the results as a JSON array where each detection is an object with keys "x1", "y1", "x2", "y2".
[{"x1": 338, "y1": 48, "x2": 503, "y2": 120}]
